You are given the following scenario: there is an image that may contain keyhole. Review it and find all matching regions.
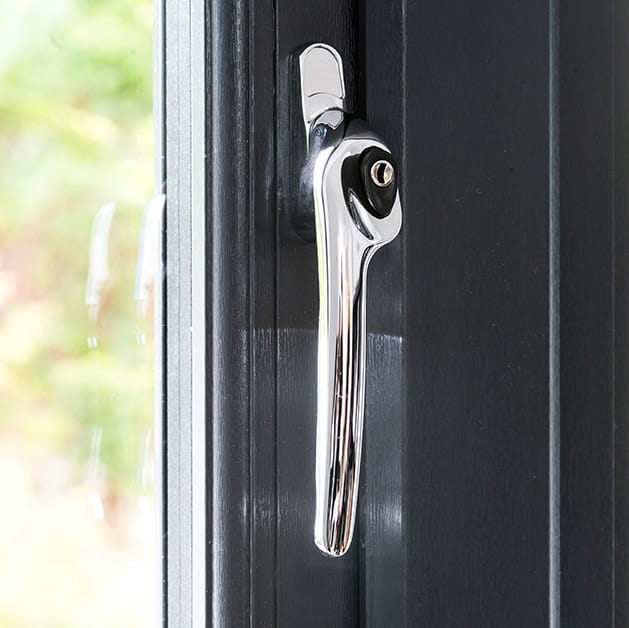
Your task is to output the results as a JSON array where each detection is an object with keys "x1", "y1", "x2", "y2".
[{"x1": 370, "y1": 159, "x2": 394, "y2": 187}]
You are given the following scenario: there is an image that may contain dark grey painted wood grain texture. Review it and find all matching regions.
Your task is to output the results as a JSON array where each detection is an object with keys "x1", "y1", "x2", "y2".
[
  {"x1": 557, "y1": 0, "x2": 629, "y2": 626},
  {"x1": 616, "y1": 1, "x2": 629, "y2": 624},
  {"x1": 208, "y1": 2, "x2": 254, "y2": 624},
  {"x1": 402, "y1": 2, "x2": 551, "y2": 625},
  {"x1": 207, "y1": 0, "x2": 289, "y2": 624},
  {"x1": 559, "y1": 0, "x2": 614, "y2": 625}
]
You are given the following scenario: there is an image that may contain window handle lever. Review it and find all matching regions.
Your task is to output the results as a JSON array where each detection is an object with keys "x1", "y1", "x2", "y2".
[{"x1": 298, "y1": 44, "x2": 402, "y2": 557}]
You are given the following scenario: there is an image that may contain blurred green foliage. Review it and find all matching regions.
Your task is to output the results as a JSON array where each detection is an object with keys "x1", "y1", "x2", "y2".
[
  {"x1": 0, "y1": 0, "x2": 154, "y2": 490},
  {"x1": 0, "y1": 0, "x2": 156, "y2": 624}
]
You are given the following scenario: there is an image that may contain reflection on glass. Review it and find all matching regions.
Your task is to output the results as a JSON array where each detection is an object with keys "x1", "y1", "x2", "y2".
[
  {"x1": 0, "y1": 1, "x2": 157, "y2": 626},
  {"x1": 86, "y1": 201, "x2": 116, "y2": 349}
]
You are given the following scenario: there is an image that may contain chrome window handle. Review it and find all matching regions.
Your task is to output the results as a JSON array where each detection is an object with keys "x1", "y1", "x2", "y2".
[{"x1": 298, "y1": 44, "x2": 403, "y2": 556}]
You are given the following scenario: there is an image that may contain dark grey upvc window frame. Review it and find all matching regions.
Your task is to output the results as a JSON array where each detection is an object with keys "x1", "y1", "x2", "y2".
[{"x1": 157, "y1": 0, "x2": 629, "y2": 625}]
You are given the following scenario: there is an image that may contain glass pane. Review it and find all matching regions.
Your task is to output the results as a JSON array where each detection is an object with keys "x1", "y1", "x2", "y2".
[{"x1": 0, "y1": 1, "x2": 160, "y2": 626}]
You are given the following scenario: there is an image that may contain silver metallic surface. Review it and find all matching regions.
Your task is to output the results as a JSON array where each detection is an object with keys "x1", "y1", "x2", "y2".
[
  {"x1": 164, "y1": 0, "x2": 207, "y2": 623},
  {"x1": 299, "y1": 44, "x2": 403, "y2": 556},
  {"x1": 299, "y1": 44, "x2": 345, "y2": 146},
  {"x1": 370, "y1": 159, "x2": 395, "y2": 187}
]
